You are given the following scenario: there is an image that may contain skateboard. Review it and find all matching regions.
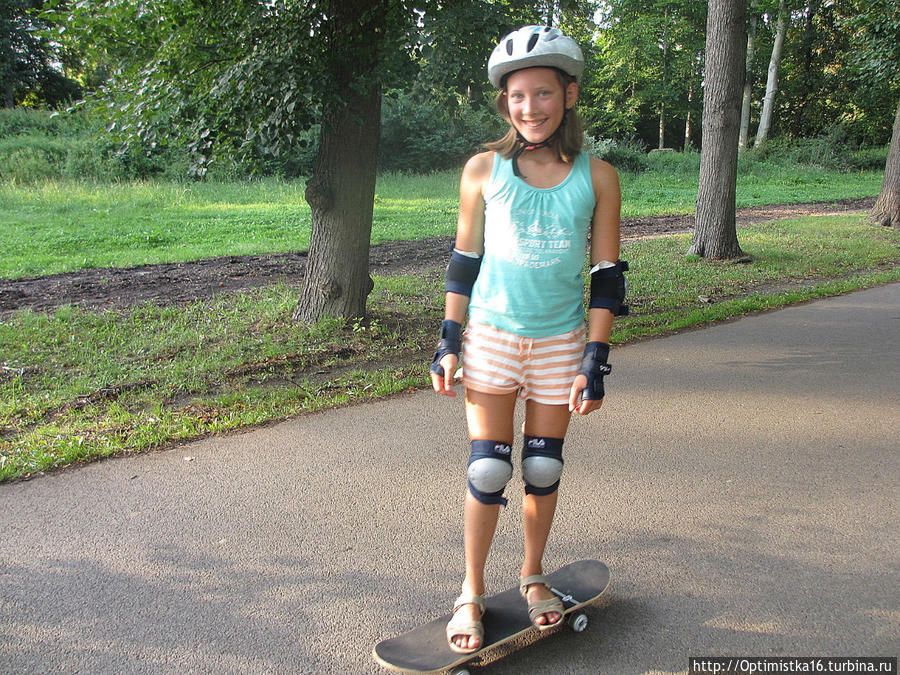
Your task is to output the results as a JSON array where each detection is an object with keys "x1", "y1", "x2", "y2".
[{"x1": 373, "y1": 559, "x2": 610, "y2": 674}]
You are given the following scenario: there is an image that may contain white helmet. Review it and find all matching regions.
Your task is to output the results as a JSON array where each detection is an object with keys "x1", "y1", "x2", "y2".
[{"x1": 487, "y1": 25, "x2": 585, "y2": 89}]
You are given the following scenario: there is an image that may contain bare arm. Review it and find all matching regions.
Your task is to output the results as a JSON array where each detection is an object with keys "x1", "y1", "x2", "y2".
[
  {"x1": 431, "y1": 152, "x2": 492, "y2": 397},
  {"x1": 570, "y1": 157, "x2": 622, "y2": 414}
]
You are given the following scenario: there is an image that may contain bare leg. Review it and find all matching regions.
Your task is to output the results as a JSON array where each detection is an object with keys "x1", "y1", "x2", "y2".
[
  {"x1": 448, "y1": 388, "x2": 517, "y2": 652},
  {"x1": 520, "y1": 400, "x2": 571, "y2": 627}
]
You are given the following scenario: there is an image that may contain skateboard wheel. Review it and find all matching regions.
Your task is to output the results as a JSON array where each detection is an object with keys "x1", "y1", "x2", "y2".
[
  {"x1": 450, "y1": 668, "x2": 471, "y2": 675},
  {"x1": 569, "y1": 612, "x2": 589, "y2": 633}
]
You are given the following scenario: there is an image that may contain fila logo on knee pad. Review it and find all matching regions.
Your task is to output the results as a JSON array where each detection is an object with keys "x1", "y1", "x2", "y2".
[
  {"x1": 527, "y1": 437, "x2": 546, "y2": 449},
  {"x1": 494, "y1": 443, "x2": 512, "y2": 455}
]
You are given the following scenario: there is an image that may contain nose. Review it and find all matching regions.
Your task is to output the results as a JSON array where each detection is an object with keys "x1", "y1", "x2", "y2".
[{"x1": 522, "y1": 94, "x2": 537, "y2": 115}]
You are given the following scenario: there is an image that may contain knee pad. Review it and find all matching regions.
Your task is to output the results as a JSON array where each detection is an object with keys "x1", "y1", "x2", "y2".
[
  {"x1": 467, "y1": 440, "x2": 513, "y2": 506},
  {"x1": 521, "y1": 436, "x2": 564, "y2": 496}
]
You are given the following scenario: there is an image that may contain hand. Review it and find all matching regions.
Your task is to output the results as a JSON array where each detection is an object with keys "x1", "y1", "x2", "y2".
[
  {"x1": 430, "y1": 353, "x2": 459, "y2": 397},
  {"x1": 568, "y1": 374, "x2": 604, "y2": 415}
]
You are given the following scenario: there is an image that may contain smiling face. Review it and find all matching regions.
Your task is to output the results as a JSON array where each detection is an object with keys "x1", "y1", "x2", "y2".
[{"x1": 503, "y1": 67, "x2": 578, "y2": 145}]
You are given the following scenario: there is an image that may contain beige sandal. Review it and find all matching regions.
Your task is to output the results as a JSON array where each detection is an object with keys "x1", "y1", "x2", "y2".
[
  {"x1": 446, "y1": 592, "x2": 485, "y2": 654},
  {"x1": 519, "y1": 574, "x2": 564, "y2": 631}
]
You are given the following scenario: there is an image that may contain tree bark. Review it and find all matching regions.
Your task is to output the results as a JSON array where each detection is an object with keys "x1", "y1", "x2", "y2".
[
  {"x1": 689, "y1": 0, "x2": 746, "y2": 259},
  {"x1": 291, "y1": 0, "x2": 384, "y2": 323},
  {"x1": 755, "y1": 0, "x2": 787, "y2": 147},
  {"x1": 684, "y1": 81, "x2": 694, "y2": 151},
  {"x1": 659, "y1": 9, "x2": 669, "y2": 150},
  {"x1": 3, "y1": 79, "x2": 14, "y2": 108},
  {"x1": 869, "y1": 99, "x2": 900, "y2": 228},
  {"x1": 658, "y1": 103, "x2": 666, "y2": 150},
  {"x1": 738, "y1": 0, "x2": 759, "y2": 150}
]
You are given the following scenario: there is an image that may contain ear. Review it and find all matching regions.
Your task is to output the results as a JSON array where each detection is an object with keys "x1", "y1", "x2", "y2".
[{"x1": 565, "y1": 81, "x2": 579, "y2": 109}]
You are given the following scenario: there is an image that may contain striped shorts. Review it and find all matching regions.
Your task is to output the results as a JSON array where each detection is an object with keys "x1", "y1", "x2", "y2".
[{"x1": 460, "y1": 321, "x2": 586, "y2": 405}]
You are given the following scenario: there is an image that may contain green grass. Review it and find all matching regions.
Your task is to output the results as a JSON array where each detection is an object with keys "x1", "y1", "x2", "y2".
[
  {"x1": 0, "y1": 161, "x2": 883, "y2": 279},
  {"x1": 620, "y1": 159, "x2": 882, "y2": 217},
  {"x1": 2, "y1": 213, "x2": 897, "y2": 482}
]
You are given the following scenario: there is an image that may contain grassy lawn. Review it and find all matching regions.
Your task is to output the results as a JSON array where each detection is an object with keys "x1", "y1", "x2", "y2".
[
  {"x1": 0, "y1": 162, "x2": 883, "y2": 279},
  {"x1": 2, "y1": 209, "x2": 898, "y2": 482}
]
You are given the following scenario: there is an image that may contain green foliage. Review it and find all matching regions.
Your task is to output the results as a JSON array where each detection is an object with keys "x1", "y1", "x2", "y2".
[
  {"x1": 0, "y1": 0, "x2": 82, "y2": 107},
  {"x1": 586, "y1": 0, "x2": 706, "y2": 147},
  {"x1": 773, "y1": 0, "x2": 898, "y2": 145},
  {"x1": 378, "y1": 91, "x2": 504, "y2": 173},
  {"x1": 583, "y1": 134, "x2": 649, "y2": 173},
  {"x1": 0, "y1": 108, "x2": 189, "y2": 182},
  {"x1": 744, "y1": 129, "x2": 889, "y2": 173}
]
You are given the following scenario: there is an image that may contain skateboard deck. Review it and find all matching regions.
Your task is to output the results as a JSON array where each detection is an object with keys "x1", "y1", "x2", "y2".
[{"x1": 373, "y1": 559, "x2": 610, "y2": 674}]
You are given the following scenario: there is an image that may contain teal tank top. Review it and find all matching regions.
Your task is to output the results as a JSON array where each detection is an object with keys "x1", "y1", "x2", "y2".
[{"x1": 468, "y1": 151, "x2": 596, "y2": 337}]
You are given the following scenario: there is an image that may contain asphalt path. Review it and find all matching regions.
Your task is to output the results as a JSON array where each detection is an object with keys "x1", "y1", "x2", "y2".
[{"x1": 1, "y1": 284, "x2": 898, "y2": 675}]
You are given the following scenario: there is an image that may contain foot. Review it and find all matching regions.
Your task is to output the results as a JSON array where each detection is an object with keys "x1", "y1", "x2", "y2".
[
  {"x1": 446, "y1": 592, "x2": 485, "y2": 654},
  {"x1": 520, "y1": 574, "x2": 564, "y2": 630}
]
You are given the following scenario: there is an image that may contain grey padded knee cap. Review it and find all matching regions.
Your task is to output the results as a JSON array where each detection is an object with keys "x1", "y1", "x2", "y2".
[
  {"x1": 468, "y1": 457, "x2": 514, "y2": 494},
  {"x1": 521, "y1": 455, "x2": 564, "y2": 489}
]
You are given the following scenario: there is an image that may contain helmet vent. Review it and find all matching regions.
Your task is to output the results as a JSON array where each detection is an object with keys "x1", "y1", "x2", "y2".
[
  {"x1": 506, "y1": 39, "x2": 514, "y2": 55},
  {"x1": 527, "y1": 33, "x2": 539, "y2": 52}
]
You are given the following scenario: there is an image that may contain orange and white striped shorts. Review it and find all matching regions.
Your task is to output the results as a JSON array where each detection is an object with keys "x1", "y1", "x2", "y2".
[{"x1": 460, "y1": 321, "x2": 586, "y2": 405}]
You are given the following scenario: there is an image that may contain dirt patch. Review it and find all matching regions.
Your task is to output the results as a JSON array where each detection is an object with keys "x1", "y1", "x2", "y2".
[{"x1": 0, "y1": 198, "x2": 874, "y2": 316}]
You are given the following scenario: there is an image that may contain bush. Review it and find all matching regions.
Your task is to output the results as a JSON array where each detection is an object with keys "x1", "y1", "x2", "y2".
[
  {"x1": 0, "y1": 108, "x2": 191, "y2": 183},
  {"x1": 747, "y1": 128, "x2": 889, "y2": 173},
  {"x1": 584, "y1": 135, "x2": 648, "y2": 173},
  {"x1": 644, "y1": 148, "x2": 701, "y2": 174},
  {"x1": 378, "y1": 92, "x2": 504, "y2": 173}
]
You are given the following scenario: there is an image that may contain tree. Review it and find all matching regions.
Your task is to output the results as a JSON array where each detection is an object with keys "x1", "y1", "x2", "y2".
[
  {"x1": 58, "y1": 0, "x2": 422, "y2": 323},
  {"x1": 869, "y1": 101, "x2": 900, "y2": 227},
  {"x1": 838, "y1": 0, "x2": 900, "y2": 227},
  {"x1": 589, "y1": 0, "x2": 705, "y2": 147},
  {"x1": 738, "y1": 0, "x2": 759, "y2": 149},
  {"x1": 57, "y1": 0, "x2": 557, "y2": 323},
  {"x1": 754, "y1": 0, "x2": 787, "y2": 146},
  {"x1": 1, "y1": 0, "x2": 80, "y2": 107},
  {"x1": 689, "y1": 0, "x2": 746, "y2": 259}
]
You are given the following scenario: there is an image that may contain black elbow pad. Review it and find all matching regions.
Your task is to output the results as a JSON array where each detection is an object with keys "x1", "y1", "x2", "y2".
[
  {"x1": 589, "y1": 260, "x2": 629, "y2": 316},
  {"x1": 445, "y1": 250, "x2": 483, "y2": 297}
]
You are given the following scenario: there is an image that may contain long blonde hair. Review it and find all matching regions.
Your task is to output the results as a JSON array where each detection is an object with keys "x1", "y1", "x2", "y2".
[{"x1": 485, "y1": 68, "x2": 583, "y2": 163}]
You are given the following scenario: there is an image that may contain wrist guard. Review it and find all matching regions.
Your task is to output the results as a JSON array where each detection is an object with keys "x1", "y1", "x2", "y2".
[
  {"x1": 579, "y1": 341, "x2": 611, "y2": 400},
  {"x1": 430, "y1": 319, "x2": 462, "y2": 377}
]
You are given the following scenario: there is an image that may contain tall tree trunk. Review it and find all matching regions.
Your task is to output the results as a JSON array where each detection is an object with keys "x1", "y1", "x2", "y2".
[
  {"x1": 684, "y1": 82, "x2": 694, "y2": 151},
  {"x1": 755, "y1": 0, "x2": 787, "y2": 147},
  {"x1": 690, "y1": 0, "x2": 746, "y2": 259},
  {"x1": 739, "y1": 0, "x2": 759, "y2": 150},
  {"x1": 292, "y1": 0, "x2": 384, "y2": 323},
  {"x1": 796, "y1": 0, "x2": 821, "y2": 136},
  {"x1": 658, "y1": 103, "x2": 666, "y2": 150},
  {"x1": 658, "y1": 7, "x2": 670, "y2": 150},
  {"x1": 293, "y1": 85, "x2": 381, "y2": 323},
  {"x1": 869, "y1": 99, "x2": 900, "y2": 228}
]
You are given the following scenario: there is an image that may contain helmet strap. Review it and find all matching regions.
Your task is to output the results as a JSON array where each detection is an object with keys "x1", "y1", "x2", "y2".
[{"x1": 511, "y1": 109, "x2": 568, "y2": 178}]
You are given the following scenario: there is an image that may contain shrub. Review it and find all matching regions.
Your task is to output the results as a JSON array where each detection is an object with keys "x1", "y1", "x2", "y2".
[
  {"x1": 747, "y1": 128, "x2": 888, "y2": 173},
  {"x1": 584, "y1": 135, "x2": 648, "y2": 173},
  {"x1": 378, "y1": 92, "x2": 504, "y2": 173}
]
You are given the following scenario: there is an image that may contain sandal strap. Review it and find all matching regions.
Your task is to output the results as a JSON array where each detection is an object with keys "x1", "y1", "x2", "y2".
[
  {"x1": 453, "y1": 592, "x2": 485, "y2": 614},
  {"x1": 519, "y1": 574, "x2": 550, "y2": 597},
  {"x1": 526, "y1": 595, "x2": 564, "y2": 622}
]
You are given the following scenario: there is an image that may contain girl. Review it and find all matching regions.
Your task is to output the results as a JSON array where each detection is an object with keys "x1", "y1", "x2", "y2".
[{"x1": 429, "y1": 25, "x2": 626, "y2": 654}]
